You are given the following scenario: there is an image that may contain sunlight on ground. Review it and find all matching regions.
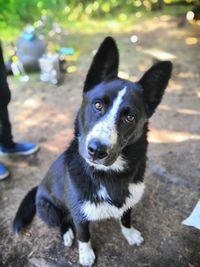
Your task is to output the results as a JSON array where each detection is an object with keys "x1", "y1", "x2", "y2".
[
  {"x1": 149, "y1": 128, "x2": 200, "y2": 143},
  {"x1": 142, "y1": 48, "x2": 176, "y2": 61},
  {"x1": 22, "y1": 98, "x2": 41, "y2": 109},
  {"x1": 42, "y1": 128, "x2": 73, "y2": 153},
  {"x1": 159, "y1": 15, "x2": 171, "y2": 22},
  {"x1": 15, "y1": 108, "x2": 70, "y2": 132},
  {"x1": 59, "y1": 14, "x2": 147, "y2": 34},
  {"x1": 118, "y1": 71, "x2": 130, "y2": 79},
  {"x1": 118, "y1": 71, "x2": 138, "y2": 82},
  {"x1": 177, "y1": 71, "x2": 199, "y2": 79},
  {"x1": 185, "y1": 37, "x2": 199, "y2": 45},
  {"x1": 167, "y1": 81, "x2": 183, "y2": 93},
  {"x1": 159, "y1": 104, "x2": 200, "y2": 115}
]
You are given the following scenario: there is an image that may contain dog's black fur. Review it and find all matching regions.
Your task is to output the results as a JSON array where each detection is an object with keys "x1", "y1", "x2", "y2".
[{"x1": 13, "y1": 37, "x2": 172, "y2": 266}]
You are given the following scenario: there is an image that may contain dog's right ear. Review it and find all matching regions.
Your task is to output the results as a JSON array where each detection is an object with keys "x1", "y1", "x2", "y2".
[
  {"x1": 138, "y1": 61, "x2": 172, "y2": 117},
  {"x1": 83, "y1": 36, "x2": 119, "y2": 92}
]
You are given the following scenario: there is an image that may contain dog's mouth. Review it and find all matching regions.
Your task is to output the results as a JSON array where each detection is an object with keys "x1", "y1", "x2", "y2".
[
  {"x1": 86, "y1": 155, "x2": 117, "y2": 167},
  {"x1": 85, "y1": 145, "x2": 125, "y2": 170},
  {"x1": 85, "y1": 153, "x2": 126, "y2": 172}
]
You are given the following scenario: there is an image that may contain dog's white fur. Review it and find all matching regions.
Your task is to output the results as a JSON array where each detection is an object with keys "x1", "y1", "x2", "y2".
[
  {"x1": 120, "y1": 223, "x2": 144, "y2": 246},
  {"x1": 81, "y1": 183, "x2": 145, "y2": 221},
  {"x1": 86, "y1": 87, "x2": 127, "y2": 149},
  {"x1": 96, "y1": 185, "x2": 111, "y2": 201},
  {"x1": 63, "y1": 228, "x2": 74, "y2": 247},
  {"x1": 79, "y1": 240, "x2": 95, "y2": 267}
]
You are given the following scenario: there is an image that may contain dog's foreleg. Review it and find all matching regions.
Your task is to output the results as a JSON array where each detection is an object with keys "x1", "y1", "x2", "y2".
[
  {"x1": 60, "y1": 216, "x2": 74, "y2": 247},
  {"x1": 120, "y1": 209, "x2": 144, "y2": 246},
  {"x1": 76, "y1": 222, "x2": 95, "y2": 267}
]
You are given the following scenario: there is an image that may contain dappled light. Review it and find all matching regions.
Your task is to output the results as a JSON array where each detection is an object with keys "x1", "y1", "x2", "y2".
[
  {"x1": 177, "y1": 71, "x2": 199, "y2": 79},
  {"x1": 22, "y1": 98, "x2": 41, "y2": 109},
  {"x1": 159, "y1": 104, "x2": 200, "y2": 115},
  {"x1": 167, "y1": 81, "x2": 183, "y2": 93},
  {"x1": 118, "y1": 71, "x2": 130, "y2": 79},
  {"x1": 159, "y1": 15, "x2": 171, "y2": 21},
  {"x1": 185, "y1": 36, "x2": 199, "y2": 45},
  {"x1": 67, "y1": 65, "x2": 77, "y2": 73},
  {"x1": 149, "y1": 128, "x2": 200, "y2": 143},
  {"x1": 15, "y1": 106, "x2": 71, "y2": 132},
  {"x1": 42, "y1": 128, "x2": 73, "y2": 153},
  {"x1": 142, "y1": 48, "x2": 176, "y2": 61}
]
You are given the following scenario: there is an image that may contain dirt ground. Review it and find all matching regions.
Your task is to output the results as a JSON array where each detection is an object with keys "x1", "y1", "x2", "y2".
[{"x1": 0, "y1": 15, "x2": 200, "y2": 267}]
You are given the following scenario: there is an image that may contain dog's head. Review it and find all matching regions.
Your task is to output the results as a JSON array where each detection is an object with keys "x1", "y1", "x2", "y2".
[{"x1": 78, "y1": 37, "x2": 172, "y2": 171}]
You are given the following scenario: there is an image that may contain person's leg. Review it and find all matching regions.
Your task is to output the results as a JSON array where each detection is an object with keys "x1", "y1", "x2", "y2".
[
  {"x1": 0, "y1": 42, "x2": 12, "y2": 179},
  {"x1": 0, "y1": 41, "x2": 15, "y2": 148},
  {"x1": 0, "y1": 108, "x2": 15, "y2": 148},
  {"x1": 0, "y1": 42, "x2": 39, "y2": 156}
]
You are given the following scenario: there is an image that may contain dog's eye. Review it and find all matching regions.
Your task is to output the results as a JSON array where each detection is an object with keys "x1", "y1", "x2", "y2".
[
  {"x1": 95, "y1": 101, "x2": 103, "y2": 111},
  {"x1": 126, "y1": 114, "x2": 136, "y2": 123}
]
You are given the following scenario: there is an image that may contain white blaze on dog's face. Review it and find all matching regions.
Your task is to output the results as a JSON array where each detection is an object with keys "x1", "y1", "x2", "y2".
[
  {"x1": 84, "y1": 86, "x2": 127, "y2": 170},
  {"x1": 86, "y1": 86, "x2": 127, "y2": 149}
]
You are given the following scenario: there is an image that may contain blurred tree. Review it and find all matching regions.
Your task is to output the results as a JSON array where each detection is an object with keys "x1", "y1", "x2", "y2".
[{"x1": 0, "y1": 0, "x2": 198, "y2": 26}]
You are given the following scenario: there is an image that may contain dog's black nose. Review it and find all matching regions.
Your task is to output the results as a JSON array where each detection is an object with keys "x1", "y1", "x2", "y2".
[{"x1": 88, "y1": 140, "x2": 109, "y2": 160}]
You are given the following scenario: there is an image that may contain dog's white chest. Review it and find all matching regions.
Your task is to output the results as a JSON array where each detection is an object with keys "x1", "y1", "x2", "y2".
[{"x1": 81, "y1": 183, "x2": 145, "y2": 221}]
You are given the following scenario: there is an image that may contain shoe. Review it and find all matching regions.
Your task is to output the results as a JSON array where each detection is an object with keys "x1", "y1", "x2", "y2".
[
  {"x1": 0, "y1": 142, "x2": 39, "y2": 156},
  {"x1": 0, "y1": 163, "x2": 10, "y2": 180}
]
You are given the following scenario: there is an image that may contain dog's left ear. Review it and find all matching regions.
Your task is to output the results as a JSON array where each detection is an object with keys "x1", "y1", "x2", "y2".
[
  {"x1": 138, "y1": 61, "x2": 173, "y2": 117},
  {"x1": 83, "y1": 36, "x2": 119, "y2": 92}
]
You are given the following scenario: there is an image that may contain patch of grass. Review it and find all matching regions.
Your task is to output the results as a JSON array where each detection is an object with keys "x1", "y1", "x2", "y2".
[
  {"x1": 163, "y1": 4, "x2": 192, "y2": 15},
  {"x1": 59, "y1": 10, "x2": 150, "y2": 34}
]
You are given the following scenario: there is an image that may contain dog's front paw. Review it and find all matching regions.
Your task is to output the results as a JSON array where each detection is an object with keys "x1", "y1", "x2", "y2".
[
  {"x1": 121, "y1": 226, "x2": 144, "y2": 246},
  {"x1": 79, "y1": 241, "x2": 95, "y2": 267},
  {"x1": 63, "y1": 228, "x2": 74, "y2": 247}
]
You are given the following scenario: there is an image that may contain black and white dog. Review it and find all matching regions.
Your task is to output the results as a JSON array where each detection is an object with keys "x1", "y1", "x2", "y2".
[{"x1": 13, "y1": 37, "x2": 172, "y2": 267}]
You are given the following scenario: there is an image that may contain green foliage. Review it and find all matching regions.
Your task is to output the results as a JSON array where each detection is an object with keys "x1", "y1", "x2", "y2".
[
  {"x1": 0, "y1": 0, "x2": 197, "y2": 41},
  {"x1": 0, "y1": 0, "x2": 197, "y2": 25}
]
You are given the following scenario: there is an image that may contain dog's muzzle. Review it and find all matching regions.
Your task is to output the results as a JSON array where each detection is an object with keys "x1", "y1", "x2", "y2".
[{"x1": 87, "y1": 139, "x2": 110, "y2": 161}]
